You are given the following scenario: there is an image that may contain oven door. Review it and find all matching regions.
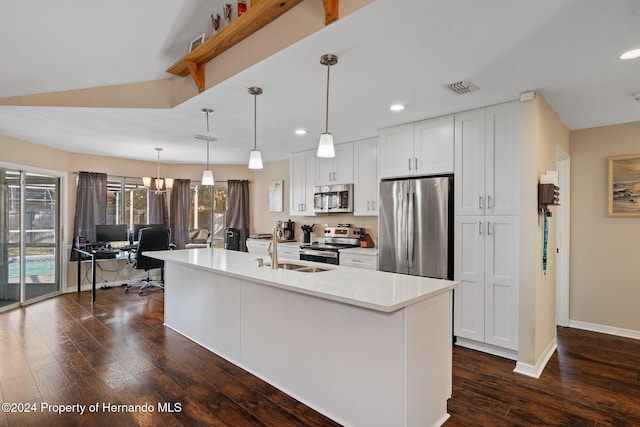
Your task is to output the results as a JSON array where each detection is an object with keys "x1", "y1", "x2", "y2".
[{"x1": 300, "y1": 248, "x2": 339, "y2": 265}]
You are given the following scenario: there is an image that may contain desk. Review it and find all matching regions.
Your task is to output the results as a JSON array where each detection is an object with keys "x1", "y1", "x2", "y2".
[{"x1": 73, "y1": 247, "x2": 130, "y2": 303}]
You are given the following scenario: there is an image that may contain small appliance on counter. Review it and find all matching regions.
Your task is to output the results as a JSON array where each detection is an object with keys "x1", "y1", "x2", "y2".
[
  {"x1": 300, "y1": 223, "x2": 315, "y2": 244},
  {"x1": 281, "y1": 219, "x2": 295, "y2": 241},
  {"x1": 299, "y1": 224, "x2": 363, "y2": 265}
]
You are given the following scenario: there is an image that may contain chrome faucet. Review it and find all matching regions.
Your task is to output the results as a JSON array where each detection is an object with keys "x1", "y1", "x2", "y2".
[{"x1": 269, "y1": 220, "x2": 282, "y2": 269}]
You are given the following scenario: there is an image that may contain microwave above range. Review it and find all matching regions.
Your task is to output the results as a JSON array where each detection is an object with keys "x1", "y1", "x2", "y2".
[{"x1": 313, "y1": 183, "x2": 353, "y2": 214}]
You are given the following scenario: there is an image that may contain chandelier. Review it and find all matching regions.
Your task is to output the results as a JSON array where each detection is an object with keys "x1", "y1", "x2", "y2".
[{"x1": 142, "y1": 147, "x2": 173, "y2": 194}]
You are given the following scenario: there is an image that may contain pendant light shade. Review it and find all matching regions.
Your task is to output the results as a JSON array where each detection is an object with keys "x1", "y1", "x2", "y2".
[
  {"x1": 201, "y1": 169, "x2": 214, "y2": 185},
  {"x1": 317, "y1": 54, "x2": 338, "y2": 158},
  {"x1": 248, "y1": 87, "x2": 263, "y2": 169},
  {"x1": 248, "y1": 150, "x2": 263, "y2": 169},
  {"x1": 317, "y1": 133, "x2": 335, "y2": 157},
  {"x1": 200, "y1": 108, "x2": 215, "y2": 185}
]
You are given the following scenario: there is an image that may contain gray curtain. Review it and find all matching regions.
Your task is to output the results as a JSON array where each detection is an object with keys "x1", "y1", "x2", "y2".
[
  {"x1": 226, "y1": 180, "x2": 250, "y2": 252},
  {"x1": 73, "y1": 171, "x2": 107, "y2": 243},
  {"x1": 169, "y1": 179, "x2": 190, "y2": 249},
  {"x1": 148, "y1": 181, "x2": 168, "y2": 226}
]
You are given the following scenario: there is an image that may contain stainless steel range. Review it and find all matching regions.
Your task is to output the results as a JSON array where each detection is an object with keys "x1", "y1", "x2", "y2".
[{"x1": 299, "y1": 225, "x2": 363, "y2": 265}]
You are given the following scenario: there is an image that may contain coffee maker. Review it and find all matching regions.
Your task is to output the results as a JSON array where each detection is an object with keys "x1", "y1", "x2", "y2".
[{"x1": 281, "y1": 219, "x2": 295, "y2": 241}]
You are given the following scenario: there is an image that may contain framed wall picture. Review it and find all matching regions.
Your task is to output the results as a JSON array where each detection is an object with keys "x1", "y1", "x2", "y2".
[
  {"x1": 608, "y1": 154, "x2": 640, "y2": 216},
  {"x1": 269, "y1": 180, "x2": 283, "y2": 212},
  {"x1": 189, "y1": 33, "x2": 206, "y2": 52}
]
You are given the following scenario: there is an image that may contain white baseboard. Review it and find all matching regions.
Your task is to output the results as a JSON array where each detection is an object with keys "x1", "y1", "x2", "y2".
[
  {"x1": 513, "y1": 337, "x2": 557, "y2": 378},
  {"x1": 568, "y1": 320, "x2": 640, "y2": 340},
  {"x1": 454, "y1": 337, "x2": 518, "y2": 361}
]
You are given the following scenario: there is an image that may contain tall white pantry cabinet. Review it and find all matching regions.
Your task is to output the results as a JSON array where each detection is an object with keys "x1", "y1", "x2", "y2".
[{"x1": 453, "y1": 101, "x2": 520, "y2": 358}]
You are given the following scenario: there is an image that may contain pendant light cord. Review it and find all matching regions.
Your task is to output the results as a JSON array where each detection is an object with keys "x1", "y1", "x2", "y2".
[
  {"x1": 206, "y1": 112, "x2": 210, "y2": 169},
  {"x1": 325, "y1": 63, "x2": 330, "y2": 134},
  {"x1": 254, "y1": 93, "x2": 257, "y2": 150}
]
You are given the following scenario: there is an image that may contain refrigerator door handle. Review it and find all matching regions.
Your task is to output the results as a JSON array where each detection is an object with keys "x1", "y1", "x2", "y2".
[{"x1": 407, "y1": 189, "x2": 415, "y2": 268}]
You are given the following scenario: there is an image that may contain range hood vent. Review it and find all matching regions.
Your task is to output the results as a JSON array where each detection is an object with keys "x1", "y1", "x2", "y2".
[{"x1": 445, "y1": 80, "x2": 479, "y2": 95}]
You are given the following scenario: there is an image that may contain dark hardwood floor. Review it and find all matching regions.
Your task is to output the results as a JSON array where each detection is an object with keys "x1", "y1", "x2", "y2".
[
  {"x1": 1, "y1": 290, "x2": 639, "y2": 427},
  {"x1": 446, "y1": 327, "x2": 640, "y2": 426},
  {"x1": 0, "y1": 289, "x2": 341, "y2": 427}
]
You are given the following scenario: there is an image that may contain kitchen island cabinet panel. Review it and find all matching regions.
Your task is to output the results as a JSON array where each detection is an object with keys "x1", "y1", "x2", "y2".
[{"x1": 155, "y1": 248, "x2": 454, "y2": 427}]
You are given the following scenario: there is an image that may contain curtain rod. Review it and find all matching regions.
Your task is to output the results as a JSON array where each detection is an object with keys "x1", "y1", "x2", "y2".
[{"x1": 73, "y1": 172, "x2": 253, "y2": 183}]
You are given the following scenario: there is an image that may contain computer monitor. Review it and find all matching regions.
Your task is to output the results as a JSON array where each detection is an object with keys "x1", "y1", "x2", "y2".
[
  {"x1": 95, "y1": 224, "x2": 128, "y2": 244},
  {"x1": 132, "y1": 223, "x2": 166, "y2": 242}
]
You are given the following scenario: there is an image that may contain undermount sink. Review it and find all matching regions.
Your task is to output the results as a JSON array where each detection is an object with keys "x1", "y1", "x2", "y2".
[
  {"x1": 276, "y1": 263, "x2": 328, "y2": 273},
  {"x1": 293, "y1": 266, "x2": 328, "y2": 273}
]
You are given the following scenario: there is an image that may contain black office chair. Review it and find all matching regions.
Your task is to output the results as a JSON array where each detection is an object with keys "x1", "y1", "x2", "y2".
[{"x1": 125, "y1": 226, "x2": 171, "y2": 295}]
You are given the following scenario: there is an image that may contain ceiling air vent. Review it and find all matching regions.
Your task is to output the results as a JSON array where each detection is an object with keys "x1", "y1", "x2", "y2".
[{"x1": 445, "y1": 80, "x2": 479, "y2": 95}]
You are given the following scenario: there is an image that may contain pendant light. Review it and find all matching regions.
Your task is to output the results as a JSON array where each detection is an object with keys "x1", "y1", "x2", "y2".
[
  {"x1": 201, "y1": 108, "x2": 215, "y2": 185},
  {"x1": 317, "y1": 53, "x2": 338, "y2": 158},
  {"x1": 143, "y1": 147, "x2": 173, "y2": 194},
  {"x1": 248, "y1": 87, "x2": 264, "y2": 169}
]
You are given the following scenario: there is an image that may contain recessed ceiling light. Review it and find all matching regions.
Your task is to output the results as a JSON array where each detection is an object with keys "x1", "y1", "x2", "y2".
[
  {"x1": 390, "y1": 104, "x2": 405, "y2": 111},
  {"x1": 295, "y1": 129, "x2": 307, "y2": 135},
  {"x1": 619, "y1": 48, "x2": 640, "y2": 60}
]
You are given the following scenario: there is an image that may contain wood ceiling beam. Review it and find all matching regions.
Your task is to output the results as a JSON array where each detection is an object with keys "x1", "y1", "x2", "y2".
[
  {"x1": 322, "y1": 0, "x2": 339, "y2": 25},
  {"x1": 185, "y1": 61, "x2": 205, "y2": 93}
]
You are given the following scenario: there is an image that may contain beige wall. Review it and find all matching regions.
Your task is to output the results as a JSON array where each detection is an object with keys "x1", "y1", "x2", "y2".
[
  {"x1": 250, "y1": 159, "x2": 378, "y2": 242},
  {"x1": 570, "y1": 121, "x2": 640, "y2": 331},
  {"x1": 518, "y1": 94, "x2": 570, "y2": 366}
]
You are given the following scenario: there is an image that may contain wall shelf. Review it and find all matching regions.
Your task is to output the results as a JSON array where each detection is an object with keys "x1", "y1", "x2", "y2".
[{"x1": 167, "y1": 0, "x2": 339, "y2": 92}]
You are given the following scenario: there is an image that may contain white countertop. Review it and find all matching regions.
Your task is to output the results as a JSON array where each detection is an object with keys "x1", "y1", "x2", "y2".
[
  {"x1": 339, "y1": 246, "x2": 378, "y2": 255},
  {"x1": 148, "y1": 248, "x2": 455, "y2": 313}
]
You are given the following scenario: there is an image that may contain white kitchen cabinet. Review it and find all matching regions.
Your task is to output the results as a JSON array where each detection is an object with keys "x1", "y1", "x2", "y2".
[
  {"x1": 378, "y1": 116, "x2": 454, "y2": 179},
  {"x1": 290, "y1": 150, "x2": 316, "y2": 216},
  {"x1": 246, "y1": 239, "x2": 270, "y2": 255},
  {"x1": 377, "y1": 123, "x2": 414, "y2": 179},
  {"x1": 455, "y1": 102, "x2": 520, "y2": 216},
  {"x1": 353, "y1": 138, "x2": 378, "y2": 216},
  {"x1": 246, "y1": 241, "x2": 300, "y2": 262},
  {"x1": 316, "y1": 142, "x2": 354, "y2": 186},
  {"x1": 340, "y1": 250, "x2": 378, "y2": 270},
  {"x1": 278, "y1": 243, "x2": 301, "y2": 261},
  {"x1": 454, "y1": 216, "x2": 519, "y2": 353},
  {"x1": 413, "y1": 115, "x2": 454, "y2": 175}
]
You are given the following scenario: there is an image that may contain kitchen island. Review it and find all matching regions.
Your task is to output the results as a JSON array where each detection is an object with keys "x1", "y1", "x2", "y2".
[{"x1": 148, "y1": 248, "x2": 455, "y2": 427}]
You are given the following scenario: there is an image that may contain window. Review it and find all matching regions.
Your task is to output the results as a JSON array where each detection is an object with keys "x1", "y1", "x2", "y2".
[
  {"x1": 106, "y1": 178, "x2": 148, "y2": 229},
  {"x1": 190, "y1": 184, "x2": 227, "y2": 245}
]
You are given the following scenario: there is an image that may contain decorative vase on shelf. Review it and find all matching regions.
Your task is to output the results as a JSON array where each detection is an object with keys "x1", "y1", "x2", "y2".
[
  {"x1": 211, "y1": 13, "x2": 221, "y2": 33},
  {"x1": 238, "y1": 1, "x2": 247, "y2": 16},
  {"x1": 223, "y1": 3, "x2": 232, "y2": 22}
]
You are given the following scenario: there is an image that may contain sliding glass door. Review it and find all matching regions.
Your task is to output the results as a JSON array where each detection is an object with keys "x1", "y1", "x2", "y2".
[{"x1": 0, "y1": 169, "x2": 61, "y2": 310}]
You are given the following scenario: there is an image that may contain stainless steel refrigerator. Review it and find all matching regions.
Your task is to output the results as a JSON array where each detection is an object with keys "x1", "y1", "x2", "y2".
[{"x1": 378, "y1": 176, "x2": 453, "y2": 279}]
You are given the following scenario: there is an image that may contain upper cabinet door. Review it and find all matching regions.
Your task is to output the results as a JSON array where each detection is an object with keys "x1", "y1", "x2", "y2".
[
  {"x1": 485, "y1": 102, "x2": 520, "y2": 216},
  {"x1": 378, "y1": 124, "x2": 414, "y2": 179},
  {"x1": 455, "y1": 109, "x2": 486, "y2": 216},
  {"x1": 290, "y1": 150, "x2": 316, "y2": 216},
  {"x1": 414, "y1": 115, "x2": 454, "y2": 175},
  {"x1": 315, "y1": 142, "x2": 354, "y2": 186},
  {"x1": 353, "y1": 138, "x2": 378, "y2": 216}
]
